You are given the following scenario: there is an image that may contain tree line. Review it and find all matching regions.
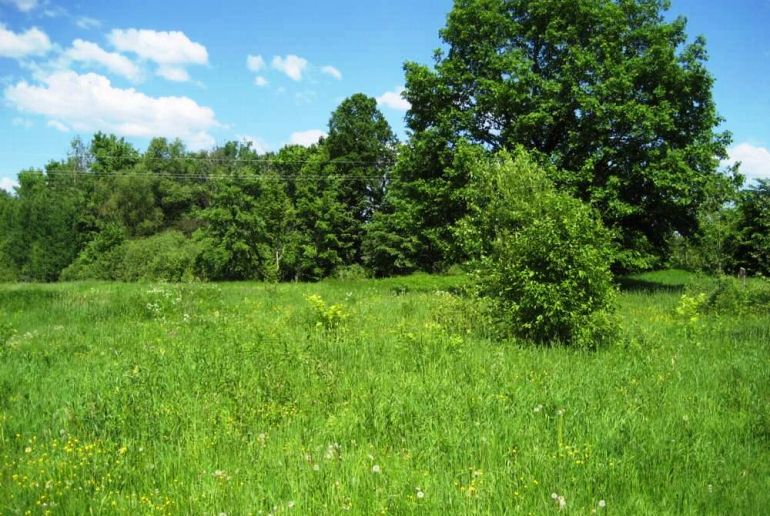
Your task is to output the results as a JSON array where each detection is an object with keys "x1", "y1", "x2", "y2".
[{"x1": 1, "y1": 0, "x2": 768, "y2": 284}]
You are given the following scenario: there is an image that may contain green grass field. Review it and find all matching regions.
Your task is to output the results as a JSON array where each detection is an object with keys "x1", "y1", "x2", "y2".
[{"x1": 1, "y1": 271, "x2": 769, "y2": 514}]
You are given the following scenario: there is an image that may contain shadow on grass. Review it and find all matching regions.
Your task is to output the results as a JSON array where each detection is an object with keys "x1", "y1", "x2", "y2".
[{"x1": 617, "y1": 277, "x2": 686, "y2": 294}]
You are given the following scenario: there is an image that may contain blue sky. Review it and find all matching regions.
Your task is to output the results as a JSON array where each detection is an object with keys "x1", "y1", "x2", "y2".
[{"x1": 1, "y1": 0, "x2": 768, "y2": 192}]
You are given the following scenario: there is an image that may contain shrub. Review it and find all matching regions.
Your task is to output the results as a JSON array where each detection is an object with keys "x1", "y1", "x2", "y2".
[
  {"x1": 459, "y1": 149, "x2": 618, "y2": 347},
  {"x1": 305, "y1": 294, "x2": 349, "y2": 331},
  {"x1": 333, "y1": 264, "x2": 369, "y2": 281},
  {"x1": 119, "y1": 231, "x2": 202, "y2": 282},
  {"x1": 697, "y1": 276, "x2": 770, "y2": 316},
  {"x1": 61, "y1": 229, "x2": 202, "y2": 282},
  {"x1": 60, "y1": 224, "x2": 127, "y2": 281}
]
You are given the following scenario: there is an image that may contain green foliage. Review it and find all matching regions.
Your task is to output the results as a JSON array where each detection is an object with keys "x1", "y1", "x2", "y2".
[
  {"x1": 732, "y1": 179, "x2": 770, "y2": 275},
  {"x1": 99, "y1": 172, "x2": 164, "y2": 237},
  {"x1": 461, "y1": 149, "x2": 618, "y2": 346},
  {"x1": 4, "y1": 171, "x2": 82, "y2": 281},
  {"x1": 120, "y1": 231, "x2": 202, "y2": 282},
  {"x1": 364, "y1": 139, "x2": 483, "y2": 275},
  {"x1": 404, "y1": 0, "x2": 737, "y2": 269},
  {"x1": 62, "y1": 230, "x2": 201, "y2": 282},
  {"x1": 304, "y1": 293, "x2": 349, "y2": 331},
  {"x1": 675, "y1": 292, "x2": 707, "y2": 325},
  {"x1": 197, "y1": 170, "x2": 274, "y2": 281},
  {"x1": 696, "y1": 276, "x2": 770, "y2": 316},
  {"x1": 0, "y1": 192, "x2": 17, "y2": 282},
  {"x1": 60, "y1": 224, "x2": 127, "y2": 281},
  {"x1": 291, "y1": 147, "x2": 354, "y2": 280},
  {"x1": 324, "y1": 94, "x2": 398, "y2": 264},
  {"x1": 332, "y1": 264, "x2": 370, "y2": 281}
]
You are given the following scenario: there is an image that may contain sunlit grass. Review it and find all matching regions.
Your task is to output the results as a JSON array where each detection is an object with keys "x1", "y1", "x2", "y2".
[{"x1": 1, "y1": 272, "x2": 768, "y2": 514}]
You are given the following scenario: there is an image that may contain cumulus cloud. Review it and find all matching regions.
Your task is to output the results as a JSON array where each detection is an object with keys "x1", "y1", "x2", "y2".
[
  {"x1": 727, "y1": 143, "x2": 770, "y2": 182},
  {"x1": 289, "y1": 129, "x2": 326, "y2": 147},
  {"x1": 0, "y1": 177, "x2": 19, "y2": 193},
  {"x1": 156, "y1": 65, "x2": 189, "y2": 82},
  {"x1": 5, "y1": 71, "x2": 220, "y2": 150},
  {"x1": 272, "y1": 54, "x2": 307, "y2": 81},
  {"x1": 64, "y1": 39, "x2": 141, "y2": 82},
  {"x1": 0, "y1": 25, "x2": 52, "y2": 58},
  {"x1": 376, "y1": 86, "x2": 411, "y2": 112},
  {"x1": 2, "y1": 0, "x2": 38, "y2": 12},
  {"x1": 108, "y1": 29, "x2": 207, "y2": 82},
  {"x1": 321, "y1": 65, "x2": 342, "y2": 80},
  {"x1": 254, "y1": 76, "x2": 268, "y2": 87},
  {"x1": 246, "y1": 54, "x2": 265, "y2": 72}
]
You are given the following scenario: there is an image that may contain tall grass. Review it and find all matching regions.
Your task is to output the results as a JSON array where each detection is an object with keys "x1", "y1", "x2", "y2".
[{"x1": 1, "y1": 271, "x2": 768, "y2": 514}]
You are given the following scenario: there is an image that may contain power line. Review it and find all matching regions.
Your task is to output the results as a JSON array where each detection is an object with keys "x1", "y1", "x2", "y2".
[
  {"x1": 38, "y1": 155, "x2": 396, "y2": 165},
  {"x1": 35, "y1": 170, "x2": 393, "y2": 182}
]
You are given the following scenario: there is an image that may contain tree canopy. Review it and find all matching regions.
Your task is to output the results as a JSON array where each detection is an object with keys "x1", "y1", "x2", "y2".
[{"x1": 402, "y1": 0, "x2": 738, "y2": 269}]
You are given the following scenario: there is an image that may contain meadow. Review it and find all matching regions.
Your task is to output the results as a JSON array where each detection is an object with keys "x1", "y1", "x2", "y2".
[{"x1": 1, "y1": 271, "x2": 769, "y2": 514}]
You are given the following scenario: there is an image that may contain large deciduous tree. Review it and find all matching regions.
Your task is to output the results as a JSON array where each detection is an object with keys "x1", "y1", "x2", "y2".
[
  {"x1": 325, "y1": 94, "x2": 397, "y2": 263},
  {"x1": 403, "y1": 0, "x2": 737, "y2": 269}
]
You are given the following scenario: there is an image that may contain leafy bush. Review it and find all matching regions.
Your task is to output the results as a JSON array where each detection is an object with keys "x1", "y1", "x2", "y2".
[
  {"x1": 60, "y1": 224, "x2": 127, "y2": 281},
  {"x1": 333, "y1": 264, "x2": 369, "y2": 281},
  {"x1": 305, "y1": 294, "x2": 349, "y2": 331},
  {"x1": 697, "y1": 276, "x2": 770, "y2": 316},
  {"x1": 62, "y1": 229, "x2": 201, "y2": 282},
  {"x1": 119, "y1": 231, "x2": 201, "y2": 282},
  {"x1": 459, "y1": 149, "x2": 618, "y2": 347}
]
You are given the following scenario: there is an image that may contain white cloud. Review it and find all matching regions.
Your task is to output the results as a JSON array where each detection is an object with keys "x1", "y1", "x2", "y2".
[
  {"x1": 5, "y1": 71, "x2": 220, "y2": 150},
  {"x1": 109, "y1": 29, "x2": 207, "y2": 82},
  {"x1": 321, "y1": 65, "x2": 342, "y2": 80},
  {"x1": 0, "y1": 25, "x2": 52, "y2": 59},
  {"x1": 156, "y1": 65, "x2": 189, "y2": 82},
  {"x1": 246, "y1": 54, "x2": 265, "y2": 72},
  {"x1": 727, "y1": 143, "x2": 770, "y2": 182},
  {"x1": 239, "y1": 135, "x2": 270, "y2": 154},
  {"x1": 76, "y1": 17, "x2": 102, "y2": 30},
  {"x1": 272, "y1": 54, "x2": 307, "y2": 81},
  {"x1": 109, "y1": 29, "x2": 207, "y2": 64},
  {"x1": 254, "y1": 76, "x2": 268, "y2": 87},
  {"x1": 2, "y1": 0, "x2": 38, "y2": 12},
  {"x1": 64, "y1": 39, "x2": 141, "y2": 82},
  {"x1": 289, "y1": 129, "x2": 326, "y2": 147},
  {"x1": 0, "y1": 177, "x2": 19, "y2": 193},
  {"x1": 376, "y1": 86, "x2": 411, "y2": 112},
  {"x1": 46, "y1": 119, "x2": 68, "y2": 132}
]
